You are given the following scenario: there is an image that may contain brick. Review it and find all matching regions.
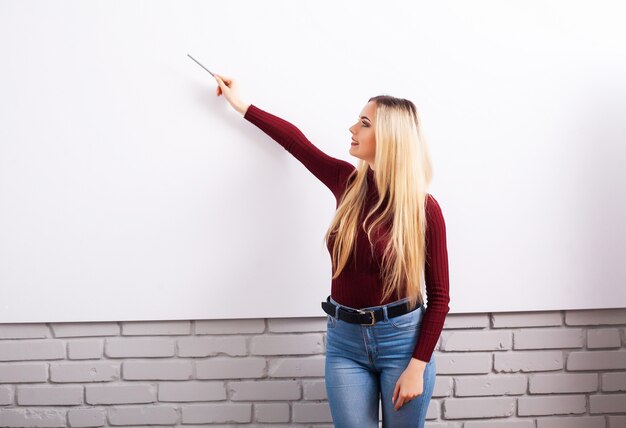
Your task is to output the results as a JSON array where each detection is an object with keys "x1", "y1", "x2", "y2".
[
  {"x1": 158, "y1": 381, "x2": 226, "y2": 401},
  {"x1": 513, "y1": 328, "x2": 584, "y2": 349},
  {"x1": 0, "y1": 340, "x2": 65, "y2": 361},
  {"x1": 0, "y1": 363, "x2": 47, "y2": 383},
  {"x1": 268, "y1": 356, "x2": 325, "y2": 377},
  {"x1": 426, "y1": 422, "x2": 460, "y2": 428},
  {"x1": 455, "y1": 375, "x2": 526, "y2": 396},
  {"x1": 67, "y1": 407, "x2": 106, "y2": 427},
  {"x1": 492, "y1": 312, "x2": 562, "y2": 328},
  {"x1": 0, "y1": 385, "x2": 12, "y2": 405},
  {"x1": 17, "y1": 385, "x2": 83, "y2": 405},
  {"x1": 587, "y1": 328, "x2": 621, "y2": 348},
  {"x1": 50, "y1": 361, "x2": 119, "y2": 382},
  {"x1": 85, "y1": 383, "x2": 156, "y2": 404},
  {"x1": 122, "y1": 360, "x2": 192, "y2": 380},
  {"x1": 590, "y1": 393, "x2": 626, "y2": 414},
  {"x1": 529, "y1": 373, "x2": 598, "y2": 393},
  {"x1": 425, "y1": 399, "x2": 440, "y2": 420},
  {"x1": 433, "y1": 376, "x2": 453, "y2": 397},
  {"x1": 229, "y1": 380, "x2": 300, "y2": 401},
  {"x1": 442, "y1": 397, "x2": 515, "y2": 419},
  {"x1": 303, "y1": 380, "x2": 326, "y2": 400},
  {"x1": 196, "y1": 357, "x2": 266, "y2": 379},
  {"x1": 292, "y1": 402, "x2": 332, "y2": 423},
  {"x1": 0, "y1": 408, "x2": 66, "y2": 427},
  {"x1": 195, "y1": 319, "x2": 265, "y2": 335},
  {"x1": 121, "y1": 320, "x2": 190, "y2": 335},
  {"x1": 254, "y1": 403, "x2": 290, "y2": 423},
  {"x1": 565, "y1": 308, "x2": 626, "y2": 325},
  {"x1": 494, "y1": 351, "x2": 563, "y2": 372},
  {"x1": 602, "y1": 372, "x2": 626, "y2": 392},
  {"x1": 178, "y1": 336, "x2": 247, "y2": 357},
  {"x1": 443, "y1": 314, "x2": 490, "y2": 329},
  {"x1": 609, "y1": 416, "x2": 626, "y2": 428},
  {"x1": 107, "y1": 405, "x2": 178, "y2": 425},
  {"x1": 518, "y1": 394, "x2": 586, "y2": 416},
  {"x1": 465, "y1": 421, "x2": 534, "y2": 428},
  {"x1": 51, "y1": 323, "x2": 118, "y2": 337},
  {"x1": 440, "y1": 331, "x2": 511, "y2": 351},
  {"x1": 268, "y1": 317, "x2": 327, "y2": 332},
  {"x1": 567, "y1": 350, "x2": 626, "y2": 370},
  {"x1": 181, "y1": 403, "x2": 252, "y2": 424},
  {"x1": 0, "y1": 324, "x2": 49, "y2": 339},
  {"x1": 104, "y1": 337, "x2": 175, "y2": 358},
  {"x1": 250, "y1": 334, "x2": 324, "y2": 355},
  {"x1": 536, "y1": 416, "x2": 605, "y2": 428},
  {"x1": 435, "y1": 353, "x2": 492, "y2": 375},
  {"x1": 67, "y1": 340, "x2": 103, "y2": 360}
]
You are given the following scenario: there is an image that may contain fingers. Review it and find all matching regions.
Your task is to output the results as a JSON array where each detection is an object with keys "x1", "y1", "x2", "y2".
[
  {"x1": 393, "y1": 382, "x2": 413, "y2": 411},
  {"x1": 214, "y1": 73, "x2": 233, "y2": 87},
  {"x1": 214, "y1": 74, "x2": 224, "y2": 97},
  {"x1": 214, "y1": 73, "x2": 240, "y2": 106},
  {"x1": 392, "y1": 383, "x2": 399, "y2": 405},
  {"x1": 394, "y1": 394, "x2": 416, "y2": 411},
  {"x1": 394, "y1": 395, "x2": 407, "y2": 411},
  {"x1": 213, "y1": 73, "x2": 231, "y2": 86},
  {"x1": 394, "y1": 390, "x2": 404, "y2": 410}
]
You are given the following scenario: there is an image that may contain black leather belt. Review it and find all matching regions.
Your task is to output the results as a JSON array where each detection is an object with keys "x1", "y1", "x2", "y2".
[{"x1": 321, "y1": 295, "x2": 420, "y2": 326}]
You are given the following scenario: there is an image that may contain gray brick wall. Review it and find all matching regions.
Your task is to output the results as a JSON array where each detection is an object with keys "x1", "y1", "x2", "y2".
[{"x1": 0, "y1": 308, "x2": 625, "y2": 427}]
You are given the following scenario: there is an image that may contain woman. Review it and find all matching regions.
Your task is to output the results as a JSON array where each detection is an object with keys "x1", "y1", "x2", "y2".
[{"x1": 213, "y1": 73, "x2": 450, "y2": 428}]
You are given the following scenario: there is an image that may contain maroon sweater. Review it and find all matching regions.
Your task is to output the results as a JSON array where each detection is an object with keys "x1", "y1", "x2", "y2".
[{"x1": 243, "y1": 104, "x2": 450, "y2": 362}]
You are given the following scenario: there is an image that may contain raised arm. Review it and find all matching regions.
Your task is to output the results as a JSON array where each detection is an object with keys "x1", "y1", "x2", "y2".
[
  {"x1": 243, "y1": 104, "x2": 354, "y2": 196},
  {"x1": 213, "y1": 73, "x2": 353, "y2": 197}
]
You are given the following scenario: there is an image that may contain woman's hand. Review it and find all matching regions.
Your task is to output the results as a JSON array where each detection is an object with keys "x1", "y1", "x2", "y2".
[
  {"x1": 391, "y1": 358, "x2": 427, "y2": 411},
  {"x1": 214, "y1": 73, "x2": 250, "y2": 116}
]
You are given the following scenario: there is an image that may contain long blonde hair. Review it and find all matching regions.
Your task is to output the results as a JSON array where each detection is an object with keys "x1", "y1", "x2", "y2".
[{"x1": 323, "y1": 95, "x2": 433, "y2": 310}]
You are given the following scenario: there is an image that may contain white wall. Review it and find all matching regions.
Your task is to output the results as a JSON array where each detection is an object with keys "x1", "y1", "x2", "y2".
[{"x1": 1, "y1": 0, "x2": 625, "y2": 323}]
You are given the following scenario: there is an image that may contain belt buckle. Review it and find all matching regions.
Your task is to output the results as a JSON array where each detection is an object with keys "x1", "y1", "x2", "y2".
[{"x1": 358, "y1": 309, "x2": 376, "y2": 325}]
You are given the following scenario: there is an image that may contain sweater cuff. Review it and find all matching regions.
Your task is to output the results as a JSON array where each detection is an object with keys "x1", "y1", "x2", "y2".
[
  {"x1": 243, "y1": 103, "x2": 259, "y2": 121},
  {"x1": 412, "y1": 345, "x2": 434, "y2": 363}
]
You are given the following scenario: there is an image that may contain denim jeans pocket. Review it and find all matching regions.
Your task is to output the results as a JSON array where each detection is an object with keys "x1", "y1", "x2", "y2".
[{"x1": 389, "y1": 306, "x2": 422, "y2": 329}]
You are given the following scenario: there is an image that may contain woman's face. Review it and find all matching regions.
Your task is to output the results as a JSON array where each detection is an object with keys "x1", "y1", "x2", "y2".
[{"x1": 349, "y1": 101, "x2": 377, "y2": 168}]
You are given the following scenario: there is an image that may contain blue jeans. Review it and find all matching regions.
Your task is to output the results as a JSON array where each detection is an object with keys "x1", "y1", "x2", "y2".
[{"x1": 324, "y1": 295, "x2": 436, "y2": 427}]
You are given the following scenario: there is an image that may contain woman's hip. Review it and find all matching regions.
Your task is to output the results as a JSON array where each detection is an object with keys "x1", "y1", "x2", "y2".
[{"x1": 325, "y1": 296, "x2": 427, "y2": 361}]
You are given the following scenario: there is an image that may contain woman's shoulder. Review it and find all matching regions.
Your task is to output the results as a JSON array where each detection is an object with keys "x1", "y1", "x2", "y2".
[
  {"x1": 426, "y1": 193, "x2": 439, "y2": 205},
  {"x1": 425, "y1": 193, "x2": 445, "y2": 221},
  {"x1": 337, "y1": 163, "x2": 359, "y2": 186}
]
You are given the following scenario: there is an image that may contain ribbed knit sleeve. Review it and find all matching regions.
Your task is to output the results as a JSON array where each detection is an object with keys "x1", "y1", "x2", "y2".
[
  {"x1": 412, "y1": 195, "x2": 451, "y2": 362},
  {"x1": 243, "y1": 104, "x2": 353, "y2": 197}
]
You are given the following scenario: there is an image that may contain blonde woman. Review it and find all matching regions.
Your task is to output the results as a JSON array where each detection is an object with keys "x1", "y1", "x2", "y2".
[{"x1": 214, "y1": 73, "x2": 450, "y2": 428}]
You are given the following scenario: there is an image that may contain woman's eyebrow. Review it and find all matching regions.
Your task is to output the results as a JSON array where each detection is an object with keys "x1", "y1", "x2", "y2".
[{"x1": 360, "y1": 116, "x2": 371, "y2": 121}]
